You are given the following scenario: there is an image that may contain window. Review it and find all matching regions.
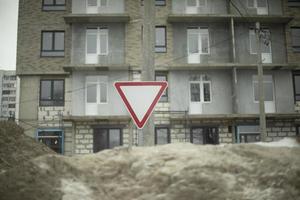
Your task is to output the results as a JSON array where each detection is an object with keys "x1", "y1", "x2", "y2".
[
  {"x1": 86, "y1": 28, "x2": 108, "y2": 64},
  {"x1": 247, "y1": 0, "x2": 268, "y2": 8},
  {"x1": 253, "y1": 75, "x2": 274, "y2": 102},
  {"x1": 186, "y1": 0, "x2": 206, "y2": 7},
  {"x1": 8, "y1": 104, "x2": 15, "y2": 108},
  {"x1": 236, "y1": 125, "x2": 260, "y2": 143},
  {"x1": 293, "y1": 72, "x2": 300, "y2": 101},
  {"x1": 2, "y1": 90, "x2": 10, "y2": 95},
  {"x1": 41, "y1": 31, "x2": 65, "y2": 57},
  {"x1": 291, "y1": 27, "x2": 300, "y2": 52},
  {"x1": 86, "y1": 76, "x2": 108, "y2": 104},
  {"x1": 189, "y1": 75, "x2": 211, "y2": 103},
  {"x1": 42, "y1": 0, "x2": 66, "y2": 11},
  {"x1": 155, "y1": 26, "x2": 167, "y2": 53},
  {"x1": 190, "y1": 127, "x2": 219, "y2": 145},
  {"x1": 40, "y1": 80, "x2": 64, "y2": 106},
  {"x1": 249, "y1": 29, "x2": 271, "y2": 54},
  {"x1": 155, "y1": 73, "x2": 168, "y2": 102},
  {"x1": 9, "y1": 97, "x2": 16, "y2": 101},
  {"x1": 140, "y1": 0, "x2": 166, "y2": 6},
  {"x1": 297, "y1": 126, "x2": 300, "y2": 136},
  {"x1": 37, "y1": 130, "x2": 64, "y2": 154},
  {"x1": 93, "y1": 128, "x2": 122, "y2": 152},
  {"x1": 188, "y1": 27, "x2": 209, "y2": 55},
  {"x1": 155, "y1": 127, "x2": 170, "y2": 145},
  {"x1": 288, "y1": 0, "x2": 300, "y2": 7}
]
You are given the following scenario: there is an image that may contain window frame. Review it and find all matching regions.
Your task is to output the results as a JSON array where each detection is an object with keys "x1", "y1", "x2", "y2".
[
  {"x1": 186, "y1": 0, "x2": 207, "y2": 8},
  {"x1": 155, "y1": 72, "x2": 168, "y2": 102},
  {"x1": 252, "y1": 75, "x2": 274, "y2": 103},
  {"x1": 291, "y1": 27, "x2": 300, "y2": 53},
  {"x1": 155, "y1": 26, "x2": 167, "y2": 53},
  {"x1": 249, "y1": 28, "x2": 272, "y2": 55},
  {"x1": 288, "y1": 0, "x2": 300, "y2": 7},
  {"x1": 155, "y1": 0, "x2": 166, "y2": 6},
  {"x1": 42, "y1": 0, "x2": 66, "y2": 11},
  {"x1": 36, "y1": 128, "x2": 64, "y2": 154},
  {"x1": 86, "y1": 27, "x2": 109, "y2": 58},
  {"x1": 39, "y1": 79, "x2": 65, "y2": 107},
  {"x1": 155, "y1": 127, "x2": 171, "y2": 145},
  {"x1": 293, "y1": 71, "x2": 300, "y2": 102},
  {"x1": 187, "y1": 27, "x2": 210, "y2": 56},
  {"x1": 190, "y1": 127, "x2": 219, "y2": 145},
  {"x1": 85, "y1": 76, "x2": 108, "y2": 105},
  {"x1": 41, "y1": 31, "x2": 65, "y2": 57},
  {"x1": 189, "y1": 75, "x2": 212, "y2": 104},
  {"x1": 93, "y1": 127, "x2": 123, "y2": 153}
]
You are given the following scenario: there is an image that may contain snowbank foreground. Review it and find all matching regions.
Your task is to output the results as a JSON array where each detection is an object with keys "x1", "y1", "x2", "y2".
[{"x1": 0, "y1": 141, "x2": 299, "y2": 200}]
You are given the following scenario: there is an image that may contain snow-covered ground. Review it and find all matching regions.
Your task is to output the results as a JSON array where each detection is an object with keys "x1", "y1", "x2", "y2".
[
  {"x1": 1, "y1": 139, "x2": 299, "y2": 200},
  {"x1": 255, "y1": 137, "x2": 300, "y2": 148}
]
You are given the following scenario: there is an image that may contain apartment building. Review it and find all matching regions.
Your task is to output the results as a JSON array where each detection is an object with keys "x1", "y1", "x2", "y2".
[
  {"x1": 17, "y1": 0, "x2": 300, "y2": 155},
  {"x1": 0, "y1": 70, "x2": 17, "y2": 119}
]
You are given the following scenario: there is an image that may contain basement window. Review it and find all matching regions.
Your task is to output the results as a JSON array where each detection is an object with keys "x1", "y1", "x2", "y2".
[
  {"x1": 293, "y1": 72, "x2": 300, "y2": 101},
  {"x1": 37, "y1": 130, "x2": 64, "y2": 154},
  {"x1": 40, "y1": 80, "x2": 64, "y2": 106},
  {"x1": 42, "y1": 0, "x2": 66, "y2": 11},
  {"x1": 236, "y1": 125, "x2": 260, "y2": 143},
  {"x1": 93, "y1": 128, "x2": 123, "y2": 152},
  {"x1": 155, "y1": 127, "x2": 170, "y2": 145},
  {"x1": 291, "y1": 27, "x2": 300, "y2": 52},
  {"x1": 190, "y1": 127, "x2": 219, "y2": 144},
  {"x1": 41, "y1": 31, "x2": 65, "y2": 57}
]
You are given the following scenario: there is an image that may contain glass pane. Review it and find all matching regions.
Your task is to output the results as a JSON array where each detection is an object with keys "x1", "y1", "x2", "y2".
[
  {"x1": 53, "y1": 80, "x2": 64, "y2": 100},
  {"x1": 187, "y1": 0, "x2": 197, "y2": 6},
  {"x1": 254, "y1": 82, "x2": 259, "y2": 101},
  {"x1": 87, "y1": 84, "x2": 97, "y2": 103},
  {"x1": 94, "y1": 129, "x2": 108, "y2": 152},
  {"x1": 155, "y1": 27, "x2": 166, "y2": 46},
  {"x1": 203, "y1": 82, "x2": 211, "y2": 102},
  {"x1": 190, "y1": 83, "x2": 200, "y2": 102},
  {"x1": 87, "y1": 0, "x2": 97, "y2": 6},
  {"x1": 100, "y1": 83, "x2": 107, "y2": 103},
  {"x1": 201, "y1": 34, "x2": 209, "y2": 53},
  {"x1": 192, "y1": 128, "x2": 204, "y2": 144},
  {"x1": 42, "y1": 32, "x2": 53, "y2": 51},
  {"x1": 55, "y1": 0, "x2": 65, "y2": 5},
  {"x1": 257, "y1": 0, "x2": 267, "y2": 7},
  {"x1": 295, "y1": 76, "x2": 300, "y2": 94},
  {"x1": 44, "y1": 0, "x2": 54, "y2": 5},
  {"x1": 54, "y1": 32, "x2": 64, "y2": 51},
  {"x1": 156, "y1": 128, "x2": 169, "y2": 145},
  {"x1": 100, "y1": 32, "x2": 108, "y2": 54},
  {"x1": 109, "y1": 129, "x2": 121, "y2": 148},
  {"x1": 188, "y1": 33, "x2": 199, "y2": 54},
  {"x1": 41, "y1": 81, "x2": 52, "y2": 100},
  {"x1": 264, "y1": 82, "x2": 273, "y2": 101},
  {"x1": 87, "y1": 33, "x2": 97, "y2": 54}
]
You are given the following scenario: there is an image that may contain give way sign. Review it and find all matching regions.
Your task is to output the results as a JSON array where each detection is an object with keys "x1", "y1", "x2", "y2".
[{"x1": 114, "y1": 81, "x2": 168, "y2": 129}]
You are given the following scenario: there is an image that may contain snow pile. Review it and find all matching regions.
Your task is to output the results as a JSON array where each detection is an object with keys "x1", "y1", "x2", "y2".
[
  {"x1": 256, "y1": 137, "x2": 300, "y2": 148},
  {"x1": 1, "y1": 143, "x2": 299, "y2": 200}
]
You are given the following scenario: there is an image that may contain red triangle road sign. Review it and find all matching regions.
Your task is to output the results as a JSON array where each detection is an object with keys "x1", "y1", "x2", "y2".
[{"x1": 114, "y1": 81, "x2": 168, "y2": 129}]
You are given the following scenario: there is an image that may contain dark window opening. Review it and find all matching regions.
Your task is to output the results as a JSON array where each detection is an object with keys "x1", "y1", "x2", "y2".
[
  {"x1": 2, "y1": 90, "x2": 10, "y2": 95},
  {"x1": 93, "y1": 128, "x2": 123, "y2": 152},
  {"x1": 155, "y1": 127, "x2": 170, "y2": 145},
  {"x1": 288, "y1": 0, "x2": 300, "y2": 7},
  {"x1": 155, "y1": 26, "x2": 167, "y2": 52},
  {"x1": 40, "y1": 79, "x2": 64, "y2": 106},
  {"x1": 141, "y1": 0, "x2": 166, "y2": 6},
  {"x1": 291, "y1": 27, "x2": 300, "y2": 52},
  {"x1": 37, "y1": 130, "x2": 63, "y2": 154},
  {"x1": 236, "y1": 125, "x2": 260, "y2": 143},
  {"x1": 293, "y1": 72, "x2": 300, "y2": 101},
  {"x1": 41, "y1": 31, "x2": 65, "y2": 57},
  {"x1": 42, "y1": 0, "x2": 66, "y2": 11},
  {"x1": 155, "y1": 72, "x2": 168, "y2": 102},
  {"x1": 190, "y1": 127, "x2": 219, "y2": 145}
]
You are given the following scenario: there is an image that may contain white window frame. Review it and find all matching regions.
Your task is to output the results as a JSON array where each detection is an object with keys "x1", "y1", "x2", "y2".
[
  {"x1": 186, "y1": 0, "x2": 207, "y2": 8},
  {"x1": 187, "y1": 27, "x2": 210, "y2": 55},
  {"x1": 85, "y1": 76, "x2": 108, "y2": 105},
  {"x1": 249, "y1": 28, "x2": 272, "y2": 55},
  {"x1": 247, "y1": 0, "x2": 267, "y2": 8},
  {"x1": 86, "y1": 0, "x2": 108, "y2": 10},
  {"x1": 189, "y1": 75, "x2": 212, "y2": 104},
  {"x1": 252, "y1": 75, "x2": 274, "y2": 103},
  {"x1": 86, "y1": 27, "x2": 109, "y2": 60}
]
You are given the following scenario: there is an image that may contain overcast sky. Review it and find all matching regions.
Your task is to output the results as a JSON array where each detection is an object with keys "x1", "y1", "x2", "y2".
[{"x1": 0, "y1": 0, "x2": 18, "y2": 71}]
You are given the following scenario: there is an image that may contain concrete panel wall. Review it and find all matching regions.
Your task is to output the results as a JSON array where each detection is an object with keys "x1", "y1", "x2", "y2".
[
  {"x1": 169, "y1": 70, "x2": 233, "y2": 114},
  {"x1": 71, "y1": 23, "x2": 125, "y2": 65},
  {"x1": 172, "y1": 0, "x2": 228, "y2": 14},
  {"x1": 172, "y1": 22, "x2": 231, "y2": 64},
  {"x1": 236, "y1": 69, "x2": 294, "y2": 114},
  {"x1": 235, "y1": 23, "x2": 286, "y2": 64},
  {"x1": 230, "y1": 0, "x2": 283, "y2": 15},
  {"x1": 72, "y1": 71, "x2": 128, "y2": 116},
  {"x1": 72, "y1": 0, "x2": 124, "y2": 14}
]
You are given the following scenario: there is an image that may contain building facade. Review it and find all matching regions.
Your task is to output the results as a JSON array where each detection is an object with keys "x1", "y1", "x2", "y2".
[
  {"x1": 0, "y1": 70, "x2": 17, "y2": 119},
  {"x1": 17, "y1": 0, "x2": 300, "y2": 155}
]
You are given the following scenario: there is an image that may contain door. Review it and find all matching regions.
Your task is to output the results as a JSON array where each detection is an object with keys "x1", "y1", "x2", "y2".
[
  {"x1": 257, "y1": 0, "x2": 268, "y2": 15},
  {"x1": 187, "y1": 29, "x2": 200, "y2": 64},
  {"x1": 191, "y1": 127, "x2": 219, "y2": 144},
  {"x1": 93, "y1": 128, "x2": 122, "y2": 152},
  {"x1": 86, "y1": 28, "x2": 98, "y2": 64},
  {"x1": 189, "y1": 82, "x2": 202, "y2": 114},
  {"x1": 261, "y1": 30, "x2": 272, "y2": 64}
]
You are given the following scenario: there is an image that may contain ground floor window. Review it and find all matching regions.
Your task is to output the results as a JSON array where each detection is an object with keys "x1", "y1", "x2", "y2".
[
  {"x1": 36, "y1": 129, "x2": 64, "y2": 154},
  {"x1": 236, "y1": 125, "x2": 260, "y2": 143},
  {"x1": 93, "y1": 128, "x2": 122, "y2": 152},
  {"x1": 155, "y1": 127, "x2": 170, "y2": 145},
  {"x1": 190, "y1": 127, "x2": 219, "y2": 144}
]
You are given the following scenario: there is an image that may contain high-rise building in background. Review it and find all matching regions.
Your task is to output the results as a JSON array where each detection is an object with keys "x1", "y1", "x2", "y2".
[
  {"x1": 0, "y1": 70, "x2": 16, "y2": 119},
  {"x1": 16, "y1": 0, "x2": 300, "y2": 155}
]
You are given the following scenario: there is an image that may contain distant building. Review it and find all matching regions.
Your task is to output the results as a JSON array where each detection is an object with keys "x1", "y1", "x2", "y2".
[{"x1": 0, "y1": 70, "x2": 16, "y2": 119}]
